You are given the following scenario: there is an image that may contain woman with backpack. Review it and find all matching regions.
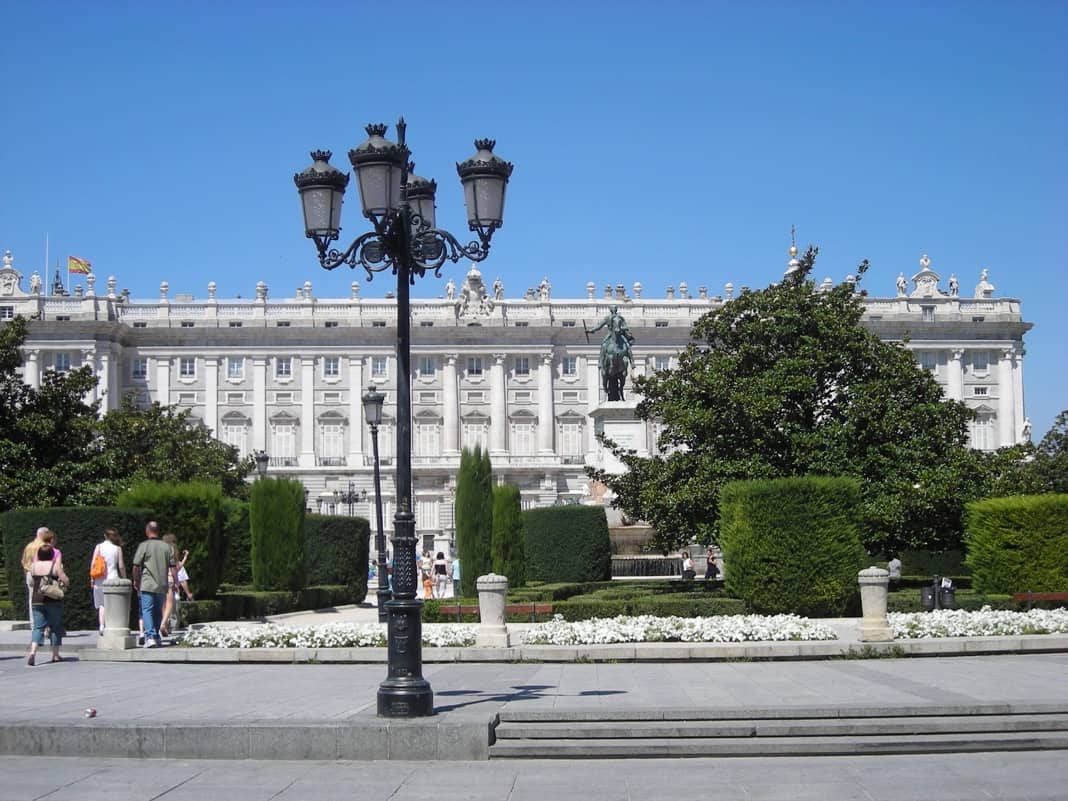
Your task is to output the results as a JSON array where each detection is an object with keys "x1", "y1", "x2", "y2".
[
  {"x1": 90, "y1": 528, "x2": 126, "y2": 635},
  {"x1": 27, "y1": 532, "x2": 70, "y2": 666}
]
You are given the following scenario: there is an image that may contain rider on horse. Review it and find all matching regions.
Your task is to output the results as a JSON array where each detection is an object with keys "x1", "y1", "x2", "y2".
[{"x1": 586, "y1": 306, "x2": 634, "y2": 400}]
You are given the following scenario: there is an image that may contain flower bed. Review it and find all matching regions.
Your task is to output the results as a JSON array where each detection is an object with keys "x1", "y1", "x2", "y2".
[
  {"x1": 521, "y1": 614, "x2": 838, "y2": 645},
  {"x1": 889, "y1": 607, "x2": 1068, "y2": 638},
  {"x1": 182, "y1": 622, "x2": 477, "y2": 649}
]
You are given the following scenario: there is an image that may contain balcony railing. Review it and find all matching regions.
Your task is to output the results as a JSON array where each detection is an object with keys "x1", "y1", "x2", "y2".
[
  {"x1": 269, "y1": 456, "x2": 298, "y2": 467},
  {"x1": 317, "y1": 456, "x2": 347, "y2": 467}
]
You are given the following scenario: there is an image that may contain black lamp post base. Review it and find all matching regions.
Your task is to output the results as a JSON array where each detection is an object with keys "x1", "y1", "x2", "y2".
[
  {"x1": 377, "y1": 597, "x2": 434, "y2": 717},
  {"x1": 377, "y1": 680, "x2": 434, "y2": 718}
]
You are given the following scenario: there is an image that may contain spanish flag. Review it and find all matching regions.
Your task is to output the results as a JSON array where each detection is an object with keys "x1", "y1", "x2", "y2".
[{"x1": 67, "y1": 256, "x2": 92, "y2": 274}]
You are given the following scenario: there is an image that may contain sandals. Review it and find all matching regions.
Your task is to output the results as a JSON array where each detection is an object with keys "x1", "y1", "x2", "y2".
[
  {"x1": 26, "y1": 653, "x2": 34, "y2": 667},
  {"x1": 51, "y1": 656, "x2": 62, "y2": 663}
]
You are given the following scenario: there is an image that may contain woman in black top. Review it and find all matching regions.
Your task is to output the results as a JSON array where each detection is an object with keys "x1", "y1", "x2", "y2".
[{"x1": 432, "y1": 552, "x2": 449, "y2": 598}]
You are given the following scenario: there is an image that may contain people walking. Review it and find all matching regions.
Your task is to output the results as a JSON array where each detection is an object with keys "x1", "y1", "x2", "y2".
[
  {"x1": 132, "y1": 521, "x2": 176, "y2": 649},
  {"x1": 432, "y1": 552, "x2": 449, "y2": 598},
  {"x1": 451, "y1": 555, "x2": 461, "y2": 598},
  {"x1": 160, "y1": 534, "x2": 193, "y2": 637},
  {"x1": 681, "y1": 551, "x2": 696, "y2": 580},
  {"x1": 21, "y1": 527, "x2": 51, "y2": 628},
  {"x1": 704, "y1": 548, "x2": 719, "y2": 580},
  {"x1": 27, "y1": 532, "x2": 69, "y2": 666},
  {"x1": 90, "y1": 528, "x2": 126, "y2": 634}
]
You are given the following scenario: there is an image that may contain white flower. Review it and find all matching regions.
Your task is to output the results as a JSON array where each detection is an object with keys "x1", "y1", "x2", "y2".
[
  {"x1": 521, "y1": 614, "x2": 838, "y2": 645},
  {"x1": 889, "y1": 607, "x2": 1068, "y2": 638},
  {"x1": 182, "y1": 622, "x2": 478, "y2": 649}
]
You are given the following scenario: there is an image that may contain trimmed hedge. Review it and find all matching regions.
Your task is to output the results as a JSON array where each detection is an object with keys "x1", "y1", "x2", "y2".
[
  {"x1": 249, "y1": 478, "x2": 306, "y2": 591},
  {"x1": 886, "y1": 590, "x2": 1016, "y2": 614},
  {"x1": 1, "y1": 507, "x2": 152, "y2": 630},
  {"x1": 523, "y1": 506, "x2": 611, "y2": 583},
  {"x1": 900, "y1": 549, "x2": 968, "y2": 577},
  {"x1": 220, "y1": 498, "x2": 251, "y2": 587},
  {"x1": 304, "y1": 514, "x2": 370, "y2": 603},
  {"x1": 116, "y1": 481, "x2": 226, "y2": 598},
  {"x1": 720, "y1": 476, "x2": 865, "y2": 616},
  {"x1": 964, "y1": 494, "x2": 1068, "y2": 594},
  {"x1": 491, "y1": 484, "x2": 526, "y2": 587},
  {"x1": 456, "y1": 447, "x2": 493, "y2": 596}
]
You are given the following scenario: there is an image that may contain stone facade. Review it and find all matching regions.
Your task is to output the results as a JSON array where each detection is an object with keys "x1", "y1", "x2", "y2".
[{"x1": 0, "y1": 250, "x2": 1031, "y2": 554}]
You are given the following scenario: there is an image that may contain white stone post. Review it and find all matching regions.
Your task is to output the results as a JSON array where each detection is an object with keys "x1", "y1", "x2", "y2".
[
  {"x1": 98, "y1": 579, "x2": 137, "y2": 650},
  {"x1": 857, "y1": 567, "x2": 893, "y2": 642},
  {"x1": 475, "y1": 573, "x2": 511, "y2": 647}
]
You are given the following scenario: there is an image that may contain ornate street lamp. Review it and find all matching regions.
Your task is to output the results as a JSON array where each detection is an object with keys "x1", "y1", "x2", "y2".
[
  {"x1": 334, "y1": 481, "x2": 365, "y2": 517},
  {"x1": 295, "y1": 120, "x2": 512, "y2": 718},
  {"x1": 254, "y1": 450, "x2": 269, "y2": 479},
  {"x1": 362, "y1": 384, "x2": 390, "y2": 624}
]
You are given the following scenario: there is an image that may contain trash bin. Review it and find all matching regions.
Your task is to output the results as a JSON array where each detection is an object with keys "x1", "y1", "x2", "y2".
[
  {"x1": 939, "y1": 587, "x2": 956, "y2": 610},
  {"x1": 920, "y1": 586, "x2": 936, "y2": 611}
]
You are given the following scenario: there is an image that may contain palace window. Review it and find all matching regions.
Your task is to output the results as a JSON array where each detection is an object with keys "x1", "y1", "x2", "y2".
[
  {"x1": 372, "y1": 357, "x2": 388, "y2": 379},
  {"x1": 319, "y1": 420, "x2": 345, "y2": 462},
  {"x1": 276, "y1": 320, "x2": 291, "y2": 327},
  {"x1": 467, "y1": 357, "x2": 483, "y2": 377},
  {"x1": 560, "y1": 421, "x2": 583, "y2": 456},
  {"x1": 654, "y1": 321, "x2": 669, "y2": 328},
  {"x1": 415, "y1": 419, "x2": 441, "y2": 457},
  {"x1": 270, "y1": 421, "x2": 297, "y2": 463},
  {"x1": 229, "y1": 321, "x2": 242, "y2": 328},
  {"x1": 971, "y1": 351, "x2": 989, "y2": 374},
  {"x1": 220, "y1": 415, "x2": 249, "y2": 456},
  {"x1": 562, "y1": 356, "x2": 577, "y2": 377},
  {"x1": 514, "y1": 321, "x2": 529, "y2": 327},
  {"x1": 131, "y1": 358, "x2": 147, "y2": 379},
  {"x1": 180, "y1": 321, "x2": 195, "y2": 328},
  {"x1": 561, "y1": 320, "x2": 576, "y2": 328},
  {"x1": 133, "y1": 321, "x2": 147, "y2": 328},
  {"x1": 921, "y1": 306, "x2": 935, "y2": 322},
  {"x1": 276, "y1": 357, "x2": 292, "y2": 378},
  {"x1": 227, "y1": 356, "x2": 244, "y2": 380},
  {"x1": 227, "y1": 392, "x2": 245, "y2": 404},
  {"x1": 179, "y1": 357, "x2": 196, "y2": 378},
  {"x1": 970, "y1": 412, "x2": 995, "y2": 451},
  {"x1": 510, "y1": 418, "x2": 536, "y2": 456},
  {"x1": 53, "y1": 353, "x2": 71, "y2": 372},
  {"x1": 371, "y1": 321, "x2": 387, "y2": 328},
  {"x1": 420, "y1": 321, "x2": 434, "y2": 327},
  {"x1": 655, "y1": 356, "x2": 670, "y2": 372},
  {"x1": 920, "y1": 351, "x2": 937, "y2": 372},
  {"x1": 462, "y1": 417, "x2": 489, "y2": 451},
  {"x1": 419, "y1": 356, "x2": 436, "y2": 377},
  {"x1": 514, "y1": 357, "x2": 530, "y2": 376},
  {"x1": 323, "y1": 356, "x2": 340, "y2": 377},
  {"x1": 324, "y1": 321, "x2": 339, "y2": 328},
  {"x1": 0, "y1": 306, "x2": 13, "y2": 320}
]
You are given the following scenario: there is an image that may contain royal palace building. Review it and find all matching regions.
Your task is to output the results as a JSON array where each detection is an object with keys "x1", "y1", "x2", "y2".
[{"x1": 0, "y1": 249, "x2": 1032, "y2": 554}]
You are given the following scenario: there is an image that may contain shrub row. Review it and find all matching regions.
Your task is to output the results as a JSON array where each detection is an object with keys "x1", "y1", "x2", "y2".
[
  {"x1": 965, "y1": 495, "x2": 1068, "y2": 595},
  {"x1": 523, "y1": 506, "x2": 611, "y2": 584},
  {"x1": 203, "y1": 585, "x2": 356, "y2": 621},
  {"x1": 250, "y1": 477, "x2": 306, "y2": 591},
  {"x1": 422, "y1": 592, "x2": 747, "y2": 623},
  {"x1": 885, "y1": 590, "x2": 1016, "y2": 614},
  {"x1": 304, "y1": 514, "x2": 370, "y2": 603},
  {"x1": 720, "y1": 476, "x2": 865, "y2": 617}
]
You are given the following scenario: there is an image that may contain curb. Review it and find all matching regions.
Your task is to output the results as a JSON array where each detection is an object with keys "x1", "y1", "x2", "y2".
[{"x1": 73, "y1": 633, "x2": 1068, "y2": 664}]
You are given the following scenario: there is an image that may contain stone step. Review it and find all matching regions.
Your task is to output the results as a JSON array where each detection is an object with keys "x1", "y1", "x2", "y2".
[
  {"x1": 496, "y1": 702, "x2": 1068, "y2": 723},
  {"x1": 488, "y1": 730, "x2": 1068, "y2": 759},
  {"x1": 494, "y1": 713, "x2": 1068, "y2": 740}
]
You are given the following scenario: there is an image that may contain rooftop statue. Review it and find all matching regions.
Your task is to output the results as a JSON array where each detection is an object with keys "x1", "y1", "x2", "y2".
[{"x1": 586, "y1": 305, "x2": 634, "y2": 401}]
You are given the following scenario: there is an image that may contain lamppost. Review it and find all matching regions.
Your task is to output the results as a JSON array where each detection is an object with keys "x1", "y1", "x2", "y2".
[
  {"x1": 334, "y1": 481, "x2": 366, "y2": 517},
  {"x1": 362, "y1": 384, "x2": 390, "y2": 623},
  {"x1": 295, "y1": 119, "x2": 512, "y2": 718},
  {"x1": 254, "y1": 450, "x2": 269, "y2": 479}
]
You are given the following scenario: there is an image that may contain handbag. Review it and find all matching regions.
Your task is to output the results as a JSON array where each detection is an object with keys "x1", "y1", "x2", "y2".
[
  {"x1": 90, "y1": 547, "x2": 107, "y2": 581},
  {"x1": 38, "y1": 566, "x2": 65, "y2": 601}
]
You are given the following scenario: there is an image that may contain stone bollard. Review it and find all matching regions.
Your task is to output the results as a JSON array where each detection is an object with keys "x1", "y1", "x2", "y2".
[
  {"x1": 98, "y1": 578, "x2": 137, "y2": 650},
  {"x1": 857, "y1": 566, "x2": 894, "y2": 642},
  {"x1": 475, "y1": 573, "x2": 511, "y2": 648}
]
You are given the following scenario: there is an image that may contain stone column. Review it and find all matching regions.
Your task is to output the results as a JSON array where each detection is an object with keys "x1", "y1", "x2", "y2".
[
  {"x1": 348, "y1": 355, "x2": 364, "y2": 466},
  {"x1": 586, "y1": 355, "x2": 600, "y2": 411},
  {"x1": 490, "y1": 353, "x2": 507, "y2": 456},
  {"x1": 857, "y1": 567, "x2": 893, "y2": 642},
  {"x1": 475, "y1": 573, "x2": 511, "y2": 647},
  {"x1": 998, "y1": 347, "x2": 1016, "y2": 447},
  {"x1": 537, "y1": 352, "x2": 555, "y2": 454},
  {"x1": 300, "y1": 356, "x2": 316, "y2": 467},
  {"x1": 155, "y1": 356, "x2": 171, "y2": 406},
  {"x1": 82, "y1": 348, "x2": 97, "y2": 405},
  {"x1": 97, "y1": 351, "x2": 112, "y2": 413},
  {"x1": 98, "y1": 579, "x2": 137, "y2": 650},
  {"x1": 204, "y1": 357, "x2": 219, "y2": 436},
  {"x1": 1012, "y1": 346, "x2": 1026, "y2": 438},
  {"x1": 443, "y1": 354, "x2": 459, "y2": 455},
  {"x1": 947, "y1": 348, "x2": 964, "y2": 402},
  {"x1": 252, "y1": 357, "x2": 268, "y2": 452},
  {"x1": 22, "y1": 350, "x2": 39, "y2": 389}
]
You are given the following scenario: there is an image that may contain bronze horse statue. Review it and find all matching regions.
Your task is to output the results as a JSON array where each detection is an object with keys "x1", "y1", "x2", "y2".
[{"x1": 587, "y1": 306, "x2": 634, "y2": 402}]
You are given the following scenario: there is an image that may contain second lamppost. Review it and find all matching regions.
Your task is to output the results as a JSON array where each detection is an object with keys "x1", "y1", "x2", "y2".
[
  {"x1": 295, "y1": 119, "x2": 512, "y2": 717},
  {"x1": 362, "y1": 384, "x2": 390, "y2": 623}
]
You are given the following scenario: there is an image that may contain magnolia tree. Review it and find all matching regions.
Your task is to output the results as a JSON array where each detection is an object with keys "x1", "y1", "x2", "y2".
[{"x1": 590, "y1": 248, "x2": 984, "y2": 556}]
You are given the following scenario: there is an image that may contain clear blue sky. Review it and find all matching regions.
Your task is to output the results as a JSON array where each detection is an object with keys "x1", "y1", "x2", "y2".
[{"x1": 2, "y1": 1, "x2": 1065, "y2": 436}]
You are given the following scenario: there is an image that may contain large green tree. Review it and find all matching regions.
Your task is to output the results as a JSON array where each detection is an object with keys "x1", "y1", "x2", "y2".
[
  {"x1": 455, "y1": 446, "x2": 493, "y2": 596},
  {"x1": 0, "y1": 316, "x2": 251, "y2": 512},
  {"x1": 590, "y1": 248, "x2": 979, "y2": 555}
]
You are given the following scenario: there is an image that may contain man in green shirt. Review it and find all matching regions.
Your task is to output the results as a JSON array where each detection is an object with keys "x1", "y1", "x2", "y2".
[{"x1": 133, "y1": 521, "x2": 176, "y2": 648}]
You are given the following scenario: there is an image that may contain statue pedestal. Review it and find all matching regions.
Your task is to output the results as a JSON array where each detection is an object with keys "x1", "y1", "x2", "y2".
[{"x1": 588, "y1": 400, "x2": 646, "y2": 475}]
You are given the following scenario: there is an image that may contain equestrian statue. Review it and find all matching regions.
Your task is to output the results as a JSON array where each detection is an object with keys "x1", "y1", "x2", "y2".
[{"x1": 585, "y1": 305, "x2": 634, "y2": 401}]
